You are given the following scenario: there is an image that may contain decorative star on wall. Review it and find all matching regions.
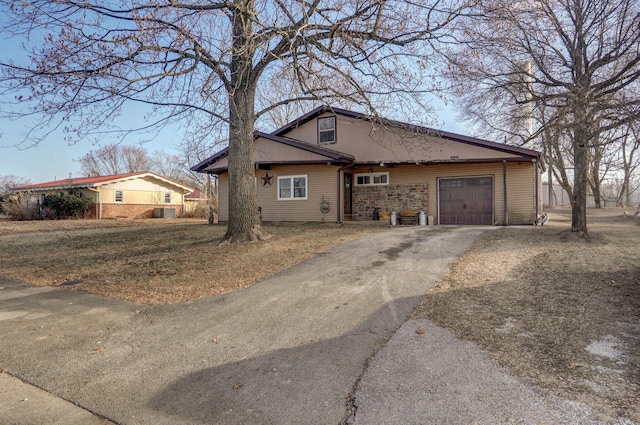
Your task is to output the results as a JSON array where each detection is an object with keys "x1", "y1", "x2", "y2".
[{"x1": 261, "y1": 171, "x2": 274, "y2": 187}]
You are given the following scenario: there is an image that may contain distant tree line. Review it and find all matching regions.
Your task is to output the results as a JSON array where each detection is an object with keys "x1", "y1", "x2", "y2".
[{"x1": 79, "y1": 143, "x2": 204, "y2": 190}]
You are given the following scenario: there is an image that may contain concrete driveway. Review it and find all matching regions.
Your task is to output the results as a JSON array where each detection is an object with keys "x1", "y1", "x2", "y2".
[{"x1": 1, "y1": 226, "x2": 484, "y2": 424}]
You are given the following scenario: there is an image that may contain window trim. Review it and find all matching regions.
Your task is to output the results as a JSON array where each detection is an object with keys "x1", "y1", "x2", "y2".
[
  {"x1": 277, "y1": 174, "x2": 308, "y2": 200},
  {"x1": 354, "y1": 171, "x2": 389, "y2": 186},
  {"x1": 318, "y1": 116, "x2": 336, "y2": 145},
  {"x1": 164, "y1": 192, "x2": 172, "y2": 204},
  {"x1": 114, "y1": 190, "x2": 124, "y2": 203}
]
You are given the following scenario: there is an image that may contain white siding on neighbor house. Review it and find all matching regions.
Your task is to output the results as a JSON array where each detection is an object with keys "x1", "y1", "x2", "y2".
[
  {"x1": 217, "y1": 164, "x2": 339, "y2": 222},
  {"x1": 99, "y1": 177, "x2": 186, "y2": 205}
]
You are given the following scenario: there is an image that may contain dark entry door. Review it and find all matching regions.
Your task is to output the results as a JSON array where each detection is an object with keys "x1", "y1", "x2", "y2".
[
  {"x1": 343, "y1": 173, "x2": 352, "y2": 218},
  {"x1": 439, "y1": 177, "x2": 493, "y2": 225}
]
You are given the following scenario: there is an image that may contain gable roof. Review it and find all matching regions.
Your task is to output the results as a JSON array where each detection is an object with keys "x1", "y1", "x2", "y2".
[
  {"x1": 12, "y1": 171, "x2": 194, "y2": 193},
  {"x1": 190, "y1": 131, "x2": 355, "y2": 173},
  {"x1": 185, "y1": 189, "x2": 206, "y2": 200},
  {"x1": 273, "y1": 106, "x2": 540, "y2": 158}
]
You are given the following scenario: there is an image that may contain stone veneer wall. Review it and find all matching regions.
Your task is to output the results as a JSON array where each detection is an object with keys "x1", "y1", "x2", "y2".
[{"x1": 352, "y1": 184, "x2": 428, "y2": 221}]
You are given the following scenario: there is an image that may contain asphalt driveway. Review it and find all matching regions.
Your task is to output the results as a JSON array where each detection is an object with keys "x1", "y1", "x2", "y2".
[
  {"x1": 0, "y1": 225, "x2": 600, "y2": 424},
  {"x1": 0, "y1": 226, "x2": 479, "y2": 424}
]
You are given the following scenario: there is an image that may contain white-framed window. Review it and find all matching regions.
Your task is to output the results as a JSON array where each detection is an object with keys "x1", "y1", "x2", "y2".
[
  {"x1": 354, "y1": 172, "x2": 389, "y2": 186},
  {"x1": 318, "y1": 116, "x2": 336, "y2": 144},
  {"x1": 164, "y1": 192, "x2": 171, "y2": 204},
  {"x1": 278, "y1": 175, "x2": 308, "y2": 200},
  {"x1": 114, "y1": 190, "x2": 124, "y2": 203}
]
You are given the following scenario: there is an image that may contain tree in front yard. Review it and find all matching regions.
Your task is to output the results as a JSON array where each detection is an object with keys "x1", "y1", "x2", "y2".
[
  {"x1": 0, "y1": 0, "x2": 468, "y2": 242},
  {"x1": 446, "y1": 0, "x2": 640, "y2": 234}
]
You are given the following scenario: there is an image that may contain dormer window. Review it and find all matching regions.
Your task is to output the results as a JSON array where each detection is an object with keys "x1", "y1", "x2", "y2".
[{"x1": 318, "y1": 116, "x2": 336, "y2": 144}]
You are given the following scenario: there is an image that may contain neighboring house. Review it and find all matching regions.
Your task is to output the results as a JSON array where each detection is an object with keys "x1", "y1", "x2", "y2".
[
  {"x1": 13, "y1": 172, "x2": 194, "y2": 219},
  {"x1": 192, "y1": 106, "x2": 542, "y2": 225},
  {"x1": 183, "y1": 189, "x2": 208, "y2": 214}
]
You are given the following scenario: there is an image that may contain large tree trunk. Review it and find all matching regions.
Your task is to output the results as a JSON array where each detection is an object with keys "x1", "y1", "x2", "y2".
[
  {"x1": 572, "y1": 127, "x2": 589, "y2": 234},
  {"x1": 223, "y1": 0, "x2": 263, "y2": 243}
]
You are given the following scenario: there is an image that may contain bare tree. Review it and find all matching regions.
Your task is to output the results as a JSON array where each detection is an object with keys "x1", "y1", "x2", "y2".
[
  {"x1": 79, "y1": 143, "x2": 152, "y2": 176},
  {"x1": 79, "y1": 142, "x2": 202, "y2": 188},
  {"x1": 446, "y1": 0, "x2": 640, "y2": 234},
  {"x1": 615, "y1": 123, "x2": 640, "y2": 207},
  {"x1": 0, "y1": 174, "x2": 30, "y2": 198},
  {"x1": 0, "y1": 0, "x2": 467, "y2": 242}
]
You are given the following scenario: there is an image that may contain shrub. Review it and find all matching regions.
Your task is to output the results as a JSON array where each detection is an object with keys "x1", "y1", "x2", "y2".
[
  {"x1": 1, "y1": 193, "x2": 38, "y2": 220},
  {"x1": 182, "y1": 200, "x2": 210, "y2": 218},
  {"x1": 42, "y1": 191, "x2": 94, "y2": 219}
]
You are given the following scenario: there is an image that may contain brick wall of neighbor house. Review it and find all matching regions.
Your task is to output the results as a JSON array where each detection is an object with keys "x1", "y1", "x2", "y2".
[
  {"x1": 101, "y1": 203, "x2": 183, "y2": 219},
  {"x1": 352, "y1": 184, "x2": 428, "y2": 220}
]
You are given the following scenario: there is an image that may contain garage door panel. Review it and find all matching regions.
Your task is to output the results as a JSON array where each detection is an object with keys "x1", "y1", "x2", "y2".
[{"x1": 439, "y1": 177, "x2": 493, "y2": 225}]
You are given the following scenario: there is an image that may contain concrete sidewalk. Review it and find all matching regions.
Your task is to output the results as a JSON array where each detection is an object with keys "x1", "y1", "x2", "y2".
[
  {"x1": 0, "y1": 373, "x2": 113, "y2": 425},
  {"x1": 0, "y1": 226, "x2": 601, "y2": 425},
  {"x1": 351, "y1": 320, "x2": 601, "y2": 425}
]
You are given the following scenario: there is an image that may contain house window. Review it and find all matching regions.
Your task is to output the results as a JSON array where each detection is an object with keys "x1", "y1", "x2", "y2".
[
  {"x1": 164, "y1": 192, "x2": 171, "y2": 204},
  {"x1": 355, "y1": 172, "x2": 389, "y2": 186},
  {"x1": 114, "y1": 190, "x2": 124, "y2": 203},
  {"x1": 318, "y1": 116, "x2": 336, "y2": 144},
  {"x1": 278, "y1": 175, "x2": 308, "y2": 200}
]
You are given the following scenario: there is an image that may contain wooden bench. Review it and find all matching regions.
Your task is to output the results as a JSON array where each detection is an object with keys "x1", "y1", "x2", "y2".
[{"x1": 397, "y1": 215, "x2": 417, "y2": 225}]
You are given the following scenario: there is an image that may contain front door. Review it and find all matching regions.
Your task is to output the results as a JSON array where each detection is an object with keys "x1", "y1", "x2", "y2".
[
  {"x1": 439, "y1": 176, "x2": 493, "y2": 225},
  {"x1": 343, "y1": 173, "x2": 352, "y2": 219}
]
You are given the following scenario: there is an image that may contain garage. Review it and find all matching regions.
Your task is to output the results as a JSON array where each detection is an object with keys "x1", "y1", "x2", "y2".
[{"x1": 438, "y1": 176, "x2": 493, "y2": 225}]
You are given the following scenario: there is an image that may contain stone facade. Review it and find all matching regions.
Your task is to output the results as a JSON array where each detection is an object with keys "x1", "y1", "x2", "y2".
[{"x1": 352, "y1": 184, "x2": 428, "y2": 221}]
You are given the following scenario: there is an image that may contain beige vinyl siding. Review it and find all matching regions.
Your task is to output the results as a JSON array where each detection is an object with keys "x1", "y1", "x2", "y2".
[
  {"x1": 218, "y1": 174, "x2": 230, "y2": 221},
  {"x1": 259, "y1": 164, "x2": 338, "y2": 221},
  {"x1": 350, "y1": 161, "x2": 536, "y2": 225},
  {"x1": 218, "y1": 164, "x2": 339, "y2": 222},
  {"x1": 285, "y1": 112, "x2": 524, "y2": 163},
  {"x1": 504, "y1": 161, "x2": 538, "y2": 225},
  {"x1": 203, "y1": 138, "x2": 347, "y2": 174}
]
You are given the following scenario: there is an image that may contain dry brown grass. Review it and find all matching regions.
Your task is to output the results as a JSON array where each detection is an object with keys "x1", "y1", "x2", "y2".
[
  {"x1": 3, "y1": 209, "x2": 638, "y2": 422},
  {"x1": 0, "y1": 218, "x2": 385, "y2": 305},
  {"x1": 413, "y1": 207, "x2": 640, "y2": 424}
]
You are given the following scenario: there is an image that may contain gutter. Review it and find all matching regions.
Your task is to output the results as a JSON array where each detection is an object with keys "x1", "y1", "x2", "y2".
[
  {"x1": 503, "y1": 160, "x2": 508, "y2": 226},
  {"x1": 336, "y1": 161, "x2": 355, "y2": 224},
  {"x1": 533, "y1": 158, "x2": 539, "y2": 221}
]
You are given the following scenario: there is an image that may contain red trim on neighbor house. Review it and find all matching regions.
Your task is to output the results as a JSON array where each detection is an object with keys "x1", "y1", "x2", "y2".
[{"x1": 13, "y1": 171, "x2": 194, "y2": 193}]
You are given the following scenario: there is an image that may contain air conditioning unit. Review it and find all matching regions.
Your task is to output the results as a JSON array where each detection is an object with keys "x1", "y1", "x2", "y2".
[{"x1": 154, "y1": 208, "x2": 176, "y2": 218}]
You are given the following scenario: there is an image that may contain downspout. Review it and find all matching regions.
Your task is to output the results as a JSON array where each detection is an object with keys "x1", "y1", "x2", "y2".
[
  {"x1": 87, "y1": 187, "x2": 101, "y2": 219},
  {"x1": 503, "y1": 160, "x2": 508, "y2": 226},
  {"x1": 533, "y1": 159, "x2": 539, "y2": 221},
  {"x1": 337, "y1": 161, "x2": 355, "y2": 224}
]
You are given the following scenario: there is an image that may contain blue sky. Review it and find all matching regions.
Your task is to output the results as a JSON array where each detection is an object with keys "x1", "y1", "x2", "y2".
[
  {"x1": 0, "y1": 113, "x2": 184, "y2": 183},
  {"x1": 0, "y1": 7, "x2": 468, "y2": 184}
]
